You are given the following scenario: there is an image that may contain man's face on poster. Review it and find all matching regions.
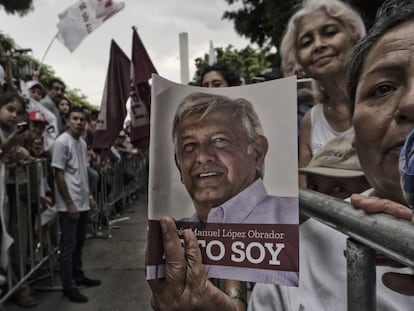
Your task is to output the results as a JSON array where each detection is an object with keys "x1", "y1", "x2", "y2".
[{"x1": 174, "y1": 110, "x2": 267, "y2": 212}]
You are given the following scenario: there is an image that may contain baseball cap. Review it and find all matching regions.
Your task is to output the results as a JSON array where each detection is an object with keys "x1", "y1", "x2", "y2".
[
  {"x1": 29, "y1": 111, "x2": 48, "y2": 123},
  {"x1": 299, "y1": 134, "x2": 364, "y2": 178},
  {"x1": 26, "y1": 80, "x2": 44, "y2": 90}
]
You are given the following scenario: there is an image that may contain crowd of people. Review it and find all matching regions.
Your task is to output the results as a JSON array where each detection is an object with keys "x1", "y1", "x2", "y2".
[
  {"x1": 0, "y1": 62, "x2": 143, "y2": 305},
  {"x1": 1, "y1": 0, "x2": 414, "y2": 309}
]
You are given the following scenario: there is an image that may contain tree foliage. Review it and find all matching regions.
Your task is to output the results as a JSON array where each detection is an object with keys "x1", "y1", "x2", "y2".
[
  {"x1": 0, "y1": 0, "x2": 33, "y2": 16},
  {"x1": 66, "y1": 88, "x2": 96, "y2": 110},
  {"x1": 192, "y1": 44, "x2": 273, "y2": 85},
  {"x1": 222, "y1": 0, "x2": 386, "y2": 52},
  {"x1": 0, "y1": 32, "x2": 95, "y2": 109},
  {"x1": 222, "y1": 0, "x2": 300, "y2": 51}
]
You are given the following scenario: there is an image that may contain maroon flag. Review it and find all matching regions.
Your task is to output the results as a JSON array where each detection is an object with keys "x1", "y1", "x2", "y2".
[
  {"x1": 92, "y1": 39, "x2": 130, "y2": 152},
  {"x1": 129, "y1": 27, "x2": 157, "y2": 150}
]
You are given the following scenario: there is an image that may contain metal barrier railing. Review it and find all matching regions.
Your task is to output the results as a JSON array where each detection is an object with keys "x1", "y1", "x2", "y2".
[
  {"x1": 92, "y1": 152, "x2": 148, "y2": 235},
  {"x1": 0, "y1": 159, "x2": 56, "y2": 305},
  {"x1": 0, "y1": 153, "x2": 149, "y2": 305},
  {"x1": 2, "y1": 157, "x2": 410, "y2": 309},
  {"x1": 299, "y1": 189, "x2": 414, "y2": 311}
]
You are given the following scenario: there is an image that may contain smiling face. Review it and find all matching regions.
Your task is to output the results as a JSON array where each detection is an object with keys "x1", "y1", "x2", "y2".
[
  {"x1": 174, "y1": 110, "x2": 267, "y2": 221},
  {"x1": 201, "y1": 70, "x2": 229, "y2": 88},
  {"x1": 353, "y1": 20, "x2": 414, "y2": 204},
  {"x1": 295, "y1": 10, "x2": 354, "y2": 80}
]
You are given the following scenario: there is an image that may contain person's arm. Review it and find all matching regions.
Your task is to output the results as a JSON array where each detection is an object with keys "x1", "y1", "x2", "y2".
[
  {"x1": 298, "y1": 111, "x2": 312, "y2": 188},
  {"x1": 0, "y1": 127, "x2": 29, "y2": 161},
  {"x1": 148, "y1": 217, "x2": 239, "y2": 311},
  {"x1": 54, "y1": 168, "x2": 79, "y2": 220},
  {"x1": 89, "y1": 196, "x2": 97, "y2": 211},
  {"x1": 351, "y1": 193, "x2": 414, "y2": 296}
]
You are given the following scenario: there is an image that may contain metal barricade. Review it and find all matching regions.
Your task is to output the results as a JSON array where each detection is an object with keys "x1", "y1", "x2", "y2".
[
  {"x1": 299, "y1": 189, "x2": 414, "y2": 311},
  {"x1": 95, "y1": 152, "x2": 148, "y2": 234},
  {"x1": 0, "y1": 152, "x2": 149, "y2": 304},
  {"x1": 0, "y1": 159, "x2": 57, "y2": 305}
]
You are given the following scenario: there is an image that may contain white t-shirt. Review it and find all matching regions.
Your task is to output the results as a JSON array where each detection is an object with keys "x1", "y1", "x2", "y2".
[{"x1": 52, "y1": 132, "x2": 90, "y2": 212}]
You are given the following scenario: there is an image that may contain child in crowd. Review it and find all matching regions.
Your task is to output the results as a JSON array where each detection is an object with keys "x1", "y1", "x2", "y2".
[
  {"x1": 25, "y1": 110, "x2": 49, "y2": 158},
  {"x1": 0, "y1": 92, "x2": 30, "y2": 163},
  {"x1": 26, "y1": 80, "x2": 44, "y2": 102}
]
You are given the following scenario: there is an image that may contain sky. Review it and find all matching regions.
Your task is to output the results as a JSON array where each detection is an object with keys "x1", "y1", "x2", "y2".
[{"x1": 0, "y1": 0, "x2": 252, "y2": 106}]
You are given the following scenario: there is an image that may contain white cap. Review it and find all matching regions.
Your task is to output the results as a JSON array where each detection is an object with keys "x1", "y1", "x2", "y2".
[{"x1": 26, "y1": 80, "x2": 44, "y2": 90}]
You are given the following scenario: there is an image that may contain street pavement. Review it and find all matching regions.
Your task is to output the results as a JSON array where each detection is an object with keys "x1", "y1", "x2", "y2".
[{"x1": 5, "y1": 196, "x2": 153, "y2": 311}]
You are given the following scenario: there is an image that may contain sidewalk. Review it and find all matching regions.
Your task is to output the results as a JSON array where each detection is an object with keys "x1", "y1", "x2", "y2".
[{"x1": 5, "y1": 196, "x2": 152, "y2": 311}]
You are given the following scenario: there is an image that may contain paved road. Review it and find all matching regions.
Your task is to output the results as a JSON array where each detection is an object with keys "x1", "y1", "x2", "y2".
[{"x1": 5, "y1": 197, "x2": 153, "y2": 311}]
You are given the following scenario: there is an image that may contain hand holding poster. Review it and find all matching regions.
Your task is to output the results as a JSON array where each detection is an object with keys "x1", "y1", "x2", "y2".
[{"x1": 146, "y1": 75, "x2": 299, "y2": 285}]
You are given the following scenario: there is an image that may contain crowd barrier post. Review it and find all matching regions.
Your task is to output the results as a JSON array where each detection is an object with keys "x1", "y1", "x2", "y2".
[
  {"x1": 0, "y1": 159, "x2": 58, "y2": 305},
  {"x1": 299, "y1": 189, "x2": 414, "y2": 311}
]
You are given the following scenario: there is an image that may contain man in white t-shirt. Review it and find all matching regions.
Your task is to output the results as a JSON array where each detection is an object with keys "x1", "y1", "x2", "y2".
[{"x1": 52, "y1": 106, "x2": 101, "y2": 303}]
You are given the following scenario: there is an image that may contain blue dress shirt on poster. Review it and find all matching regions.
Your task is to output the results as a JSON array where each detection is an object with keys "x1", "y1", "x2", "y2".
[{"x1": 400, "y1": 130, "x2": 414, "y2": 210}]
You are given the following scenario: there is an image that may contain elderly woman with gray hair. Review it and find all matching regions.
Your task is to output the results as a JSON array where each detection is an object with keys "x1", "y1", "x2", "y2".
[{"x1": 280, "y1": 0, "x2": 366, "y2": 188}]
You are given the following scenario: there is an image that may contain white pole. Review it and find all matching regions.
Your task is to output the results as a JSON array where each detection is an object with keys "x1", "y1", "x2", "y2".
[
  {"x1": 37, "y1": 33, "x2": 58, "y2": 74},
  {"x1": 179, "y1": 32, "x2": 189, "y2": 84}
]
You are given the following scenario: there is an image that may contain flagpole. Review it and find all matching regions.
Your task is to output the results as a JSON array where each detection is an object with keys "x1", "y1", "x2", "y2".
[{"x1": 37, "y1": 33, "x2": 58, "y2": 74}]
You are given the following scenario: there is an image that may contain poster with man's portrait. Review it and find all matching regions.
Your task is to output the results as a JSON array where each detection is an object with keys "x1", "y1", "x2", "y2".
[{"x1": 146, "y1": 75, "x2": 299, "y2": 286}]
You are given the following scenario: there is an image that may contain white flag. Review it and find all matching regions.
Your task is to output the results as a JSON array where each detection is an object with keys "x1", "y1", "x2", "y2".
[
  {"x1": 208, "y1": 40, "x2": 217, "y2": 66},
  {"x1": 56, "y1": 0, "x2": 125, "y2": 52}
]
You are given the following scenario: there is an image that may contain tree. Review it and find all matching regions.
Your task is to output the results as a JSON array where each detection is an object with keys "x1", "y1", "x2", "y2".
[
  {"x1": 192, "y1": 44, "x2": 273, "y2": 85},
  {"x1": 0, "y1": 31, "x2": 96, "y2": 109},
  {"x1": 66, "y1": 88, "x2": 97, "y2": 110},
  {"x1": 222, "y1": 0, "x2": 300, "y2": 51},
  {"x1": 0, "y1": 0, "x2": 33, "y2": 16},
  {"x1": 222, "y1": 0, "x2": 386, "y2": 52}
]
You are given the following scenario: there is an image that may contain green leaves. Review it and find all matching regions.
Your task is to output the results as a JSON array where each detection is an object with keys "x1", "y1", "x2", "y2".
[
  {"x1": 192, "y1": 44, "x2": 273, "y2": 84},
  {"x1": 0, "y1": 0, "x2": 33, "y2": 16}
]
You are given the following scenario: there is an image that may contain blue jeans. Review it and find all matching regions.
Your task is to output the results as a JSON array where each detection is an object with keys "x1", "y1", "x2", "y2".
[{"x1": 59, "y1": 211, "x2": 89, "y2": 289}]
